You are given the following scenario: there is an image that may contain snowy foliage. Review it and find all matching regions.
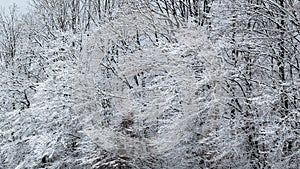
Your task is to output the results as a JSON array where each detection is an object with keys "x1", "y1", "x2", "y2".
[{"x1": 0, "y1": 0, "x2": 299, "y2": 168}]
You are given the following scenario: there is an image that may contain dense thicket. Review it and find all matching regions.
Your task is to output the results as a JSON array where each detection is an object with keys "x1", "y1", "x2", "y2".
[{"x1": 0, "y1": 0, "x2": 299, "y2": 168}]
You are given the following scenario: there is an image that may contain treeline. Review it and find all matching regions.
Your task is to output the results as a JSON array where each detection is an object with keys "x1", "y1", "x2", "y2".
[{"x1": 0, "y1": 0, "x2": 299, "y2": 168}]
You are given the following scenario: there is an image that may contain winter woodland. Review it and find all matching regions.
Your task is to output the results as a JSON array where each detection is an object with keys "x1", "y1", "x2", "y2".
[{"x1": 0, "y1": 0, "x2": 299, "y2": 168}]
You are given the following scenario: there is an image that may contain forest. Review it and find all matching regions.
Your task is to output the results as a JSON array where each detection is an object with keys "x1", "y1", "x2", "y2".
[{"x1": 0, "y1": 0, "x2": 299, "y2": 168}]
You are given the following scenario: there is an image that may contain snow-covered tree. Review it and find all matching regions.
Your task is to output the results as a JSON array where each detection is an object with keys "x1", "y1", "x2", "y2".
[
  {"x1": 210, "y1": 0, "x2": 300, "y2": 168},
  {"x1": 1, "y1": 0, "x2": 299, "y2": 168}
]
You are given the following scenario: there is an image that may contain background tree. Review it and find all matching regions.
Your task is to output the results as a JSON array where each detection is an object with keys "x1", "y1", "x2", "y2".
[{"x1": 210, "y1": 0, "x2": 300, "y2": 168}]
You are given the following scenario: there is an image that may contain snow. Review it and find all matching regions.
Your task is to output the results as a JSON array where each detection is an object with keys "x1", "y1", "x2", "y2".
[{"x1": 0, "y1": 0, "x2": 299, "y2": 168}]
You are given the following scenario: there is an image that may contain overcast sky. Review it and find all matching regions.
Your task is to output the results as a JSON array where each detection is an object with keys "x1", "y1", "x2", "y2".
[{"x1": 0, "y1": 0, "x2": 29, "y2": 12}]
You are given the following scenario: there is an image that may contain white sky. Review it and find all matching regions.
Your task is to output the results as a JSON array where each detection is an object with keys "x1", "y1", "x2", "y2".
[{"x1": 0, "y1": 0, "x2": 29, "y2": 12}]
